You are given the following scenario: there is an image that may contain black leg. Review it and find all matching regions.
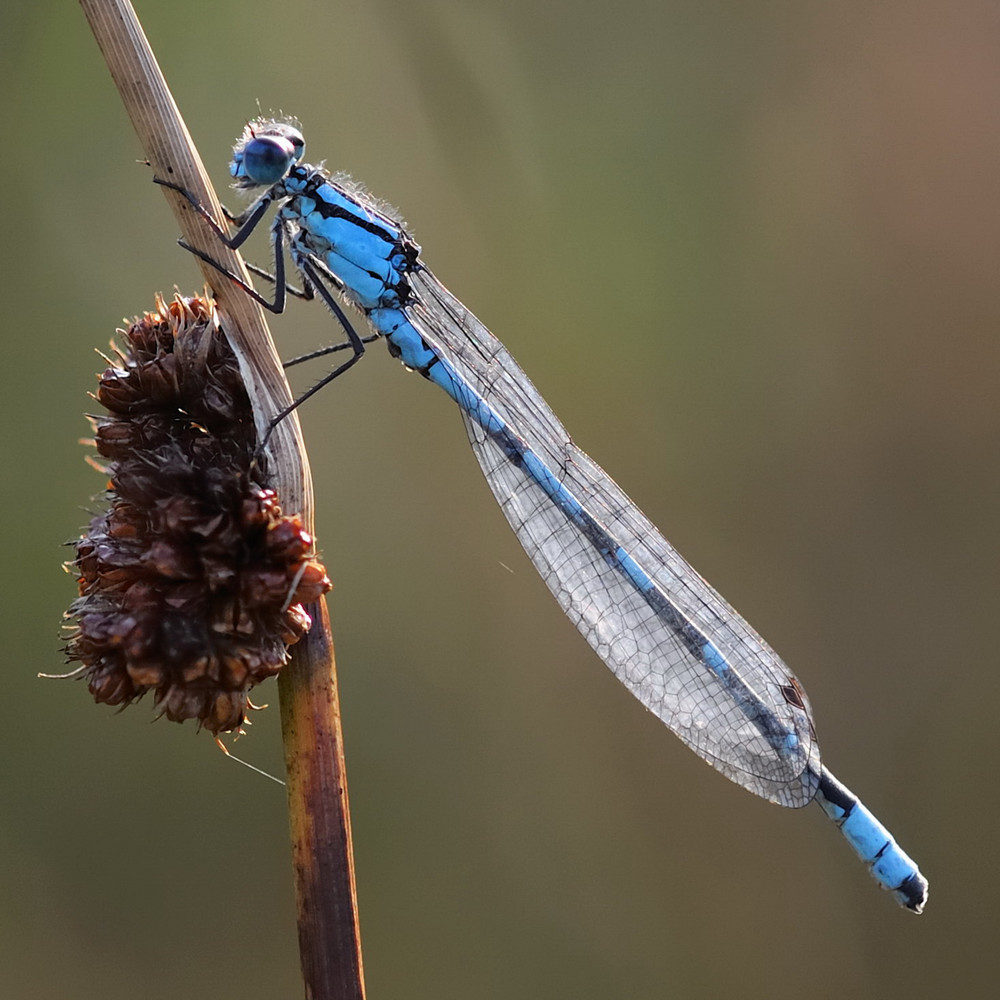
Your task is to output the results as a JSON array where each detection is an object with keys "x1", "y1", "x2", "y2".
[
  {"x1": 245, "y1": 261, "x2": 312, "y2": 301},
  {"x1": 153, "y1": 176, "x2": 273, "y2": 249},
  {"x1": 284, "y1": 334, "x2": 381, "y2": 369},
  {"x1": 259, "y1": 258, "x2": 371, "y2": 450},
  {"x1": 176, "y1": 220, "x2": 290, "y2": 314}
]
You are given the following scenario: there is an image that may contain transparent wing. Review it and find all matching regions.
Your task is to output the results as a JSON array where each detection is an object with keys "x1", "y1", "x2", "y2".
[{"x1": 406, "y1": 269, "x2": 821, "y2": 807}]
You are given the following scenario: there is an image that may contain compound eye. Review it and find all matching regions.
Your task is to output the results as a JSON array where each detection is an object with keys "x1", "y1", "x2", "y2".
[{"x1": 239, "y1": 136, "x2": 297, "y2": 185}]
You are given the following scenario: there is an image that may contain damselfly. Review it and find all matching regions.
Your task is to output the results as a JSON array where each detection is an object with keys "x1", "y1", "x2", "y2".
[{"x1": 157, "y1": 118, "x2": 928, "y2": 912}]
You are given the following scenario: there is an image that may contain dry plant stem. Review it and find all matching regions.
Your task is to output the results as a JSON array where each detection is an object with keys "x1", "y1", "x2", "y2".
[
  {"x1": 281, "y1": 600, "x2": 364, "y2": 999},
  {"x1": 78, "y1": 2, "x2": 365, "y2": 997}
]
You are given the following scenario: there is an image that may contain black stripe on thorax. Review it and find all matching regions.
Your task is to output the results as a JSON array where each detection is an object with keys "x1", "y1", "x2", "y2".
[{"x1": 291, "y1": 167, "x2": 402, "y2": 243}]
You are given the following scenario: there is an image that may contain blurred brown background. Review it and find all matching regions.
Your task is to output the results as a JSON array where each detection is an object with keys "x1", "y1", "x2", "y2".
[{"x1": 2, "y1": 1, "x2": 996, "y2": 997}]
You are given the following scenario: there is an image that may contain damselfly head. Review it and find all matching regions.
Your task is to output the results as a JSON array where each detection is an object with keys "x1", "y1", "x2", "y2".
[{"x1": 230, "y1": 117, "x2": 305, "y2": 188}]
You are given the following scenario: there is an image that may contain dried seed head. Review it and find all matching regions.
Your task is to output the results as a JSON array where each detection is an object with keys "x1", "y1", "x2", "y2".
[{"x1": 62, "y1": 294, "x2": 330, "y2": 734}]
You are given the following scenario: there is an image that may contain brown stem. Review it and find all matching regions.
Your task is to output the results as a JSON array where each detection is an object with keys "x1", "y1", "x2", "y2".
[{"x1": 78, "y1": 2, "x2": 365, "y2": 997}]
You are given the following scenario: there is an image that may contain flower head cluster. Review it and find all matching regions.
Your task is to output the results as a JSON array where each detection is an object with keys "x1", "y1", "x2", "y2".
[{"x1": 64, "y1": 295, "x2": 329, "y2": 733}]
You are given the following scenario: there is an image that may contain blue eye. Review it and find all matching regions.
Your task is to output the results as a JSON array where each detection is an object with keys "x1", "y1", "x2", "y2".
[{"x1": 233, "y1": 136, "x2": 297, "y2": 185}]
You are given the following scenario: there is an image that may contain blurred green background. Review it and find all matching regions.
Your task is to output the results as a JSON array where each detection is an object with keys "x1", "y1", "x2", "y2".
[{"x1": 2, "y1": 1, "x2": 997, "y2": 997}]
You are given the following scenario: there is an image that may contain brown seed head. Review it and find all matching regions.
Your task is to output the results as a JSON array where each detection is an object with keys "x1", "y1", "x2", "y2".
[{"x1": 63, "y1": 294, "x2": 330, "y2": 734}]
